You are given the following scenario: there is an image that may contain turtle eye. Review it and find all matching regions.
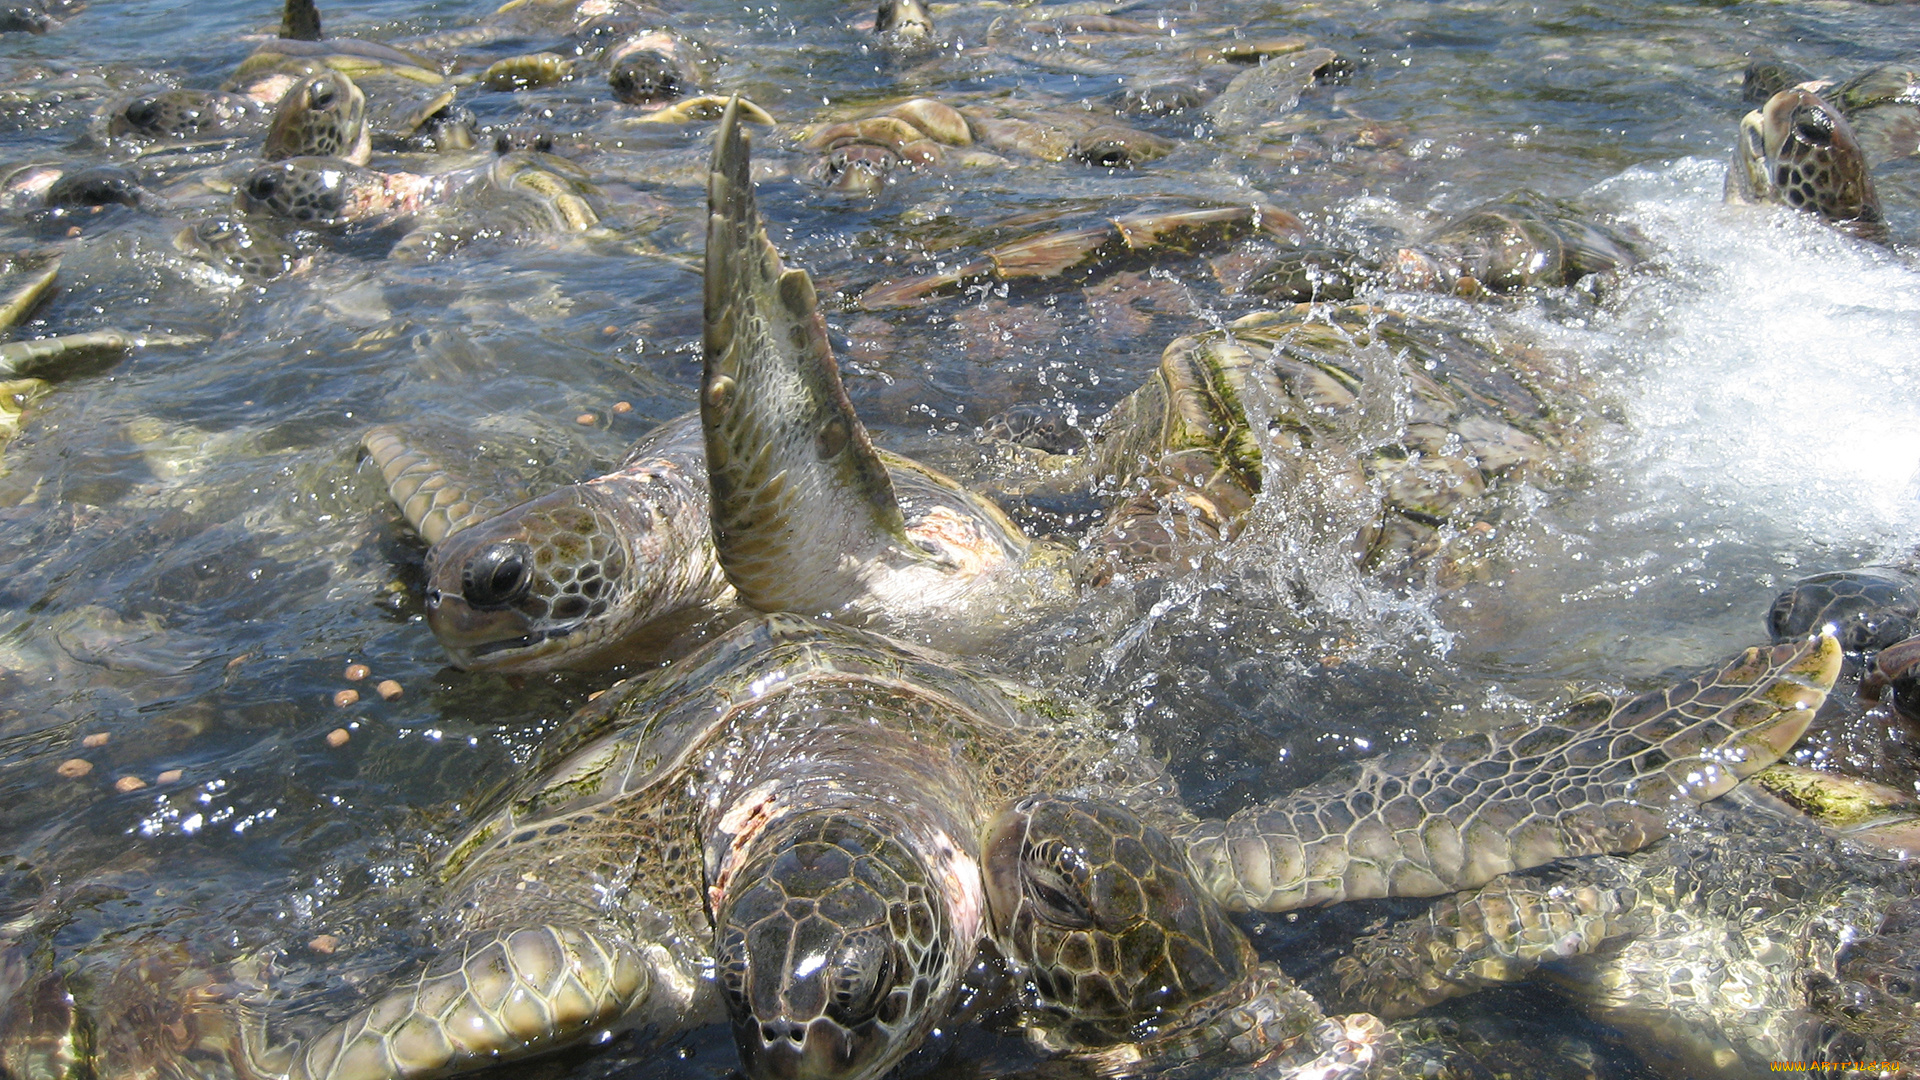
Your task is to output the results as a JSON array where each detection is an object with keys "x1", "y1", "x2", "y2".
[
  {"x1": 308, "y1": 78, "x2": 336, "y2": 110},
  {"x1": 1792, "y1": 106, "x2": 1833, "y2": 146},
  {"x1": 1023, "y1": 841, "x2": 1094, "y2": 929},
  {"x1": 123, "y1": 96, "x2": 161, "y2": 128},
  {"x1": 246, "y1": 169, "x2": 280, "y2": 203},
  {"x1": 462, "y1": 541, "x2": 534, "y2": 608}
]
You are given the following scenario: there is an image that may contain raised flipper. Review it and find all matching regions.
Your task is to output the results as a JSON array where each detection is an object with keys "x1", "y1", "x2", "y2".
[
  {"x1": 702, "y1": 98, "x2": 1036, "y2": 626},
  {"x1": 267, "y1": 923, "x2": 652, "y2": 1080},
  {"x1": 281, "y1": 0, "x2": 321, "y2": 41},
  {"x1": 1177, "y1": 633, "x2": 1842, "y2": 911}
]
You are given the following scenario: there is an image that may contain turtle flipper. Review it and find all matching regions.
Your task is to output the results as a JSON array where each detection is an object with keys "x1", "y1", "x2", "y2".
[
  {"x1": 281, "y1": 0, "x2": 321, "y2": 41},
  {"x1": 362, "y1": 426, "x2": 515, "y2": 546},
  {"x1": 1179, "y1": 633, "x2": 1841, "y2": 911},
  {"x1": 701, "y1": 97, "x2": 932, "y2": 617},
  {"x1": 1321, "y1": 861, "x2": 1641, "y2": 1019},
  {"x1": 279, "y1": 925, "x2": 650, "y2": 1080}
]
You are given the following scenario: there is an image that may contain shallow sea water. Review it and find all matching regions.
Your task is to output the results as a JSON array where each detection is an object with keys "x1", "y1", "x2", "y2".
[{"x1": 0, "y1": 0, "x2": 1917, "y2": 1075}]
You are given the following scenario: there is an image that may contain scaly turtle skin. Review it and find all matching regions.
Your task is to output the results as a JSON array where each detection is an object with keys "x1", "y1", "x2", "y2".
[
  {"x1": 1319, "y1": 770, "x2": 1920, "y2": 1077},
  {"x1": 362, "y1": 415, "x2": 736, "y2": 672},
  {"x1": 1248, "y1": 189, "x2": 1640, "y2": 302},
  {"x1": 703, "y1": 98, "x2": 1074, "y2": 642},
  {"x1": 442, "y1": 0, "x2": 715, "y2": 109},
  {"x1": 107, "y1": 88, "x2": 270, "y2": 143},
  {"x1": 1726, "y1": 86, "x2": 1887, "y2": 242},
  {"x1": 224, "y1": 35, "x2": 466, "y2": 153},
  {"x1": 261, "y1": 618, "x2": 1838, "y2": 1080}
]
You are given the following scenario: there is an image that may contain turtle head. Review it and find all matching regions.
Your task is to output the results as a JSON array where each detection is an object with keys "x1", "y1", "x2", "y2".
[
  {"x1": 982, "y1": 796, "x2": 1255, "y2": 1049},
  {"x1": 422, "y1": 486, "x2": 636, "y2": 672},
  {"x1": 237, "y1": 157, "x2": 369, "y2": 226},
  {"x1": 874, "y1": 0, "x2": 934, "y2": 54},
  {"x1": 608, "y1": 49, "x2": 687, "y2": 105},
  {"x1": 175, "y1": 216, "x2": 301, "y2": 280},
  {"x1": 264, "y1": 70, "x2": 369, "y2": 163},
  {"x1": 1733, "y1": 88, "x2": 1885, "y2": 239},
  {"x1": 717, "y1": 813, "x2": 962, "y2": 1080},
  {"x1": 808, "y1": 142, "x2": 904, "y2": 196},
  {"x1": 112, "y1": 89, "x2": 226, "y2": 140}
]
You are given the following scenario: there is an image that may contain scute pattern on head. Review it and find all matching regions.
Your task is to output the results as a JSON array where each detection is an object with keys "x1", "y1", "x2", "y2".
[
  {"x1": 264, "y1": 70, "x2": 369, "y2": 163},
  {"x1": 1729, "y1": 87, "x2": 1886, "y2": 241}
]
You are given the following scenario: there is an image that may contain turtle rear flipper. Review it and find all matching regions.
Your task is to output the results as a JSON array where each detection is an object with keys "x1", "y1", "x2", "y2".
[
  {"x1": 1178, "y1": 633, "x2": 1842, "y2": 911},
  {"x1": 702, "y1": 98, "x2": 1025, "y2": 624},
  {"x1": 274, "y1": 924, "x2": 652, "y2": 1080}
]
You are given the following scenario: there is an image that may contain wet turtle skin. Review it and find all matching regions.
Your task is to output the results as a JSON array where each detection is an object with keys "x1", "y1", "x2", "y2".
[
  {"x1": 107, "y1": 88, "x2": 270, "y2": 142},
  {"x1": 263, "y1": 70, "x2": 370, "y2": 164},
  {"x1": 258, "y1": 620, "x2": 1837, "y2": 1080},
  {"x1": 1726, "y1": 86, "x2": 1887, "y2": 242},
  {"x1": 173, "y1": 217, "x2": 304, "y2": 281}
]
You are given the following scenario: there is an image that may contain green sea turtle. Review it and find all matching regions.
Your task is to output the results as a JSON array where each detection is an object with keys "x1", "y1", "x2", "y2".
[
  {"x1": 1743, "y1": 58, "x2": 1919, "y2": 167},
  {"x1": 1726, "y1": 85, "x2": 1887, "y2": 242},
  {"x1": 172, "y1": 215, "x2": 306, "y2": 281},
  {"x1": 1767, "y1": 566, "x2": 1920, "y2": 659},
  {"x1": 236, "y1": 150, "x2": 604, "y2": 256},
  {"x1": 1246, "y1": 189, "x2": 1640, "y2": 302},
  {"x1": 242, "y1": 615, "x2": 1837, "y2": 1080},
  {"x1": 263, "y1": 70, "x2": 370, "y2": 164}
]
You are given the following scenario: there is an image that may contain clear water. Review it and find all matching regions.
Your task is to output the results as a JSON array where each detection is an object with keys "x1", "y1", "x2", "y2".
[{"x1": 0, "y1": 0, "x2": 1916, "y2": 1075}]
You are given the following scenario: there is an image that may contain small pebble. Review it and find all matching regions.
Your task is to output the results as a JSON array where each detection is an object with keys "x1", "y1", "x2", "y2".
[
  {"x1": 326, "y1": 727, "x2": 350, "y2": 747},
  {"x1": 156, "y1": 769, "x2": 183, "y2": 785},
  {"x1": 81, "y1": 732, "x2": 110, "y2": 748},
  {"x1": 333, "y1": 689, "x2": 360, "y2": 708},
  {"x1": 375, "y1": 679, "x2": 402, "y2": 701},
  {"x1": 114, "y1": 775, "x2": 148, "y2": 793},
  {"x1": 344, "y1": 663, "x2": 369, "y2": 681},
  {"x1": 57, "y1": 758, "x2": 92, "y2": 778},
  {"x1": 612, "y1": 401, "x2": 632, "y2": 414},
  {"x1": 575, "y1": 412, "x2": 596, "y2": 426},
  {"x1": 308, "y1": 934, "x2": 339, "y2": 955}
]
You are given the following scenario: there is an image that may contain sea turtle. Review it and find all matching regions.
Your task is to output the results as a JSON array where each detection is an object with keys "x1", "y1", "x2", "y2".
[
  {"x1": 1725, "y1": 85, "x2": 1887, "y2": 242},
  {"x1": 1766, "y1": 565, "x2": 1920, "y2": 660},
  {"x1": 172, "y1": 215, "x2": 306, "y2": 282},
  {"x1": 236, "y1": 150, "x2": 606, "y2": 258},
  {"x1": 263, "y1": 70, "x2": 371, "y2": 164},
  {"x1": 243, "y1": 614, "x2": 1838, "y2": 1080},
  {"x1": 224, "y1": 34, "x2": 467, "y2": 154},
  {"x1": 0, "y1": 0, "x2": 82, "y2": 34},
  {"x1": 1245, "y1": 188, "x2": 1641, "y2": 302},
  {"x1": 1743, "y1": 58, "x2": 1919, "y2": 167},
  {"x1": 799, "y1": 96, "x2": 1176, "y2": 196},
  {"x1": 1314, "y1": 768, "x2": 1920, "y2": 1076}
]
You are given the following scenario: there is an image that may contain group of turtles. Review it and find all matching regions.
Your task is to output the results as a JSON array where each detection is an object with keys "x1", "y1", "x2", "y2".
[{"x1": 1, "y1": 1, "x2": 1919, "y2": 1079}]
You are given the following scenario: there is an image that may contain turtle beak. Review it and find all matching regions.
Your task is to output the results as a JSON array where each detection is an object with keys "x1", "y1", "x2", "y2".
[{"x1": 423, "y1": 586, "x2": 539, "y2": 669}]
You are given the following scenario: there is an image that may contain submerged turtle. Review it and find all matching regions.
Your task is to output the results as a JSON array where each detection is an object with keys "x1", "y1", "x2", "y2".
[
  {"x1": 1246, "y1": 189, "x2": 1640, "y2": 302},
  {"x1": 172, "y1": 215, "x2": 305, "y2": 281},
  {"x1": 1317, "y1": 768, "x2": 1920, "y2": 1076},
  {"x1": 409, "y1": 0, "x2": 715, "y2": 110},
  {"x1": 236, "y1": 150, "x2": 605, "y2": 257},
  {"x1": 991, "y1": 300, "x2": 1586, "y2": 586},
  {"x1": 1726, "y1": 85, "x2": 1887, "y2": 242},
  {"x1": 245, "y1": 614, "x2": 1838, "y2": 1080},
  {"x1": 798, "y1": 95, "x2": 1176, "y2": 196}
]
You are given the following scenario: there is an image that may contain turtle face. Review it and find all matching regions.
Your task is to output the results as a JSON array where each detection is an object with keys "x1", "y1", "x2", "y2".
[
  {"x1": 608, "y1": 50, "x2": 687, "y2": 105},
  {"x1": 422, "y1": 488, "x2": 633, "y2": 671},
  {"x1": 982, "y1": 796, "x2": 1253, "y2": 1048},
  {"x1": 1735, "y1": 88, "x2": 1884, "y2": 236},
  {"x1": 809, "y1": 143, "x2": 903, "y2": 196},
  {"x1": 175, "y1": 217, "x2": 301, "y2": 280},
  {"x1": 237, "y1": 158, "x2": 361, "y2": 225},
  {"x1": 874, "y1": 0, "x2": 935, "y2": 53},
  {"x1": 110, "y1": 89, "x2": 256, "y2": 140},
  {"x1": 264, "y1": 70, "x2": 369, "y2": 163},
  {"x1": 717, "y1": 815, "x2": 957, "y2": 1080}
]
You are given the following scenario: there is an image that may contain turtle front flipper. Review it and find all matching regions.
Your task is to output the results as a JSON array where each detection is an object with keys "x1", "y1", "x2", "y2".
[
  {"x1": 272, "y1": 924, "x2": 653, "y2": 1080},
  {"x1": 1178, "y1": 633, "x2": 1842, "y2": 911},
  {"x1": 1319, "y1": 860, "x2": 1642, "y2": 1020},
  {"x1": 362, "y1": 426, "x2": 516, "y2": 546},
  {"x1": 702, "y1": 98, "x2": 986, "y2": 622}
]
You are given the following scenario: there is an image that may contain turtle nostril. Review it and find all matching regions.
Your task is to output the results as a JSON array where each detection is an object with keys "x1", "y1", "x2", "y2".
[
  {"x1": 760, "y1": 1021, "x2": 806, "y2": 1047},
  {"x1": 423, "y1": 587, "x2": 443, "y2": 609}
]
